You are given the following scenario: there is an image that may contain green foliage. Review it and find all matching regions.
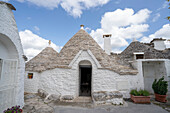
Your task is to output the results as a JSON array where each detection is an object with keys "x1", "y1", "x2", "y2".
[
  {"x1": 130, "y1": 89, "x2": 139, "y2": 96},
  {"x1": 152, "y1": 76, "x2": 168, "y2": 95},
  {"x1": 130, "y1": 89, "x2": 150, "y2": 96}
]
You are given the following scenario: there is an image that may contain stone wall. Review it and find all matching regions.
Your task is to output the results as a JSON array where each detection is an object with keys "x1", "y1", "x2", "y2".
[
  {"x1": 120, "y1": 41, "x2": 170, "y2": 64},
  {"x1": 0, "y1": 3, "x2": 25, "y2": 110}
]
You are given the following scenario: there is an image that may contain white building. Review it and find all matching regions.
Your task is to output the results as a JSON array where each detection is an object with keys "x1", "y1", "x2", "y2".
[
  {"x1": 25, "y1": 26, "x2": 148, "y2": 105},
  {"x1": 25, "y1": 27, "x2": 170, "y2": 104},
  {"x1": 0, "y1": 2, "x2": 25, "y2": 112}
]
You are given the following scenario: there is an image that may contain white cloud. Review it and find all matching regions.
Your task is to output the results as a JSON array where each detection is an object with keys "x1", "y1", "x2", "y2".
[
  {"x1": 90, "y1": 8, "x2": 151, "y2": 53},
  {"x1": 27, "y1": 17, "x2": 31, "y2": 20},
  {"x1": 19, "y1": 30, "x2": 61, "y2": 60},
  {"x1": 157, "y1": 1, "x2": 168, "y2": 11},
  {"x1": 15, "y1": 0, "x2": 110, "y2": 18},
  {"x1": 33, "y1": 26, "x2": 40, "y2": 34},
  {"x1": 115, "y1": 0, "x2": 121, "y2": 4},
  {"x1": 141, "y1": 24, "x2": 170, "y2": 48},
  {"x1": 152, "y1": 13, "x2": 160, "y2": 22}
]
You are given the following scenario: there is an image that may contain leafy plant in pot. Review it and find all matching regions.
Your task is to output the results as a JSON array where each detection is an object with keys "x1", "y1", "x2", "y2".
[
  {"x1": 130, "y1": 89, "x2": 150, "y2": 104},
  {"x1": 152, "y1": 76, "x2": 168, "y2": 102}
]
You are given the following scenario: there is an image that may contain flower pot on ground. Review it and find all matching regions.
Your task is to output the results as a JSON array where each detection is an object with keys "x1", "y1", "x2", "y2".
[
  {"x1": 152, "y1": 76, "x2": 168, "y2": 103},
  {"x1": 130, "y1": 89, "x2": 150, "y2": 104}
]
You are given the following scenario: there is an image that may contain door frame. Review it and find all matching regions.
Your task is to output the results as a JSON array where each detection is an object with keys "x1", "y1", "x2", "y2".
[{"x1": 79, "y1": 65, "x2": 92, "y2": 96}]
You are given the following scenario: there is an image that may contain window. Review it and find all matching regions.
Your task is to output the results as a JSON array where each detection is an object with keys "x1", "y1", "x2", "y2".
[
  {"x1": 0, "y1": 59, "x2": 2, "y2": 79},
  {"x1": 28, "y1": 73, "x2": 33, "y2": 79},
  {"x1": 136, "y1": 54, "x2": 144, "y2": 59},
  {"x1": 133, "y1": 52, "x2": 144, "y2": 60}
]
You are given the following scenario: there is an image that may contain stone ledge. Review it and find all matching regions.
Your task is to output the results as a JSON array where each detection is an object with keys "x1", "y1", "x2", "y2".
[{"x1": 92, "y1": 91, "x2": 124, "y2": 105}]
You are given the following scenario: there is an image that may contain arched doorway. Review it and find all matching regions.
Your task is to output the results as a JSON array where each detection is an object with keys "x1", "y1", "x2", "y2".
[
  {"x1": 79, "y1": 60, "x2": 92, "y2": 96},
  {"x1": 0, "y1": 33, "x2": 19, "y2": 111}
]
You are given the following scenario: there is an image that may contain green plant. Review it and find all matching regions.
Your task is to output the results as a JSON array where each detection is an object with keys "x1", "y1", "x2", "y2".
[
  {"x1": 130, "y1": 89, "x2": 150, "y2": 96},
  {"x1": 3, "y1": 105, "x2": 22, "y2": 113},
  {"x1": 152, "y1": 76, "x2": 168, "y2": 95}
]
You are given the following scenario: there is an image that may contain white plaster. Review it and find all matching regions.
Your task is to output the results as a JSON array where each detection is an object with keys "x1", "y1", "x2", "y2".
[
  {"x1": 153, "y1": 40, "x2": 166, "y2": 50},
  {"x1": 24, "y1": 71, "x2": 39, "y2": 93},
  {"x1": 79, "y1": 60, "x2": 92, "y2": 65},
  {"x1": 104, "y1": 36, "x2": 111, "y2": 55},
  {"x1": 165, "y1": 60, "x2": 170, "y2": 97},
  {"x1": 116, "y1": 80, "x2": 129, "y2": 91},
  {"x1": 133, "y1": 52, "x2": 144, "y2": 54},
  {"x1": 69, "y1": 50, "x2": 101, "y2": 68},
  {"x1": 142, "y1": 61, "x2": 166, "y2": 93},
  {"x1": 0, "y1": 3, "x2": 25, "y2": 112}
]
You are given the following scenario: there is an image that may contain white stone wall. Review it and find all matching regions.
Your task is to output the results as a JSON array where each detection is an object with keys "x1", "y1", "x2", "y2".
[
  {"x1": 0, "y1": 3, "x2": 25, "y2": 109},
  {"x1": 165, "y1": 60, "x2": 170, "y2": 97},
  {"x1": 104, "y1": 37, "x2": 111, "y2": 55},
  {"x1": 25, "y1": 50, "x2": 143, "y2": 99},
  {"x1": 153, "y1": 40, "x2": 166, "y2": 50},
  {"x1": 39, "y1": 68, "x2": 77, "y2": 96},
  {"x1": 24, "y1": 71, "x2": 39, "y2": 93}
]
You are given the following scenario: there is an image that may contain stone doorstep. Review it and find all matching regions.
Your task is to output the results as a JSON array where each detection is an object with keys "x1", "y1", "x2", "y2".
[{"x1": 74, "y1": 97, "x2": 92, "y2": 103}]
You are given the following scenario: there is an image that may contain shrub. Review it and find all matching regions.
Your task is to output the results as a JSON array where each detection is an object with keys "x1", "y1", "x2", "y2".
[
  {"x1": 130, "y1": 89, "x2": 150, "y2": 96},
  {"x1": 152, "y1": 76, "x2": 168, "y2": 95}
]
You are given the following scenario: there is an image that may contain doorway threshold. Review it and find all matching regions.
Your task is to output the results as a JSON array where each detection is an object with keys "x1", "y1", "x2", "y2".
[{"x1": 74, "y1": 96, "x2": 92, "y2": 103}]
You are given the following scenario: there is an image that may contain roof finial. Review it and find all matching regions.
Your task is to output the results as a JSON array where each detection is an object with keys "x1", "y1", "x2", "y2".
[
  {"x1": 133, "y1": 38, "x2": 137, "y2": 42},
  {"x1": 80, "y1": 25, "x2": 84, "y2": 29},
  {"x1": 48, "y1": 40, "x2": 51, "y2": 46}
]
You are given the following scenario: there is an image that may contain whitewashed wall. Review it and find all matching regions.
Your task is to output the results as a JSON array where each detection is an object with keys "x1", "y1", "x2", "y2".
[
  {"x1": 39, "y1": 68, "x2": 76, "y2": 96},
  {"x1": 0, "y1": 3, "x2": 25, "y2": 111},
  {"x1": 153, "y1": 40, "x2": 166, "y2": 50},
  {"x1": 165, "y1": 60, "x2": 170, "y2": 97},
  {"x1": 25, "y1": 50, "x2": 143, "y2": 98},
  {"x1": 24, "y1": 71, "x2": 39, "y2": 93}
]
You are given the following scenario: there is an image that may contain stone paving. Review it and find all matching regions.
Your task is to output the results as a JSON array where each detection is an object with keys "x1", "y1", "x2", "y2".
[{"x1": 23, "y1": 93, "x2": 170, "y2": 113}]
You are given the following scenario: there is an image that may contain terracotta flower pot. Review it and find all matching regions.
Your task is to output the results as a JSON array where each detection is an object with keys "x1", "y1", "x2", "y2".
[
  {"x1": 131, "y1": 95, "x2": 150, "y2": 104},
  {"x1": 155, "y1": 93, "x2": 167, "y2": 103}
]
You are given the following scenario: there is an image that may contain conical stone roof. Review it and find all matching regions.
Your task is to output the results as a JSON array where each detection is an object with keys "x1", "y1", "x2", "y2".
[
  {"x1": 26, "y1": 29, "x2": 138, "y2": 75},
  {"x1": 26, "y1": 47, "x2": 59, "y2": 72}
]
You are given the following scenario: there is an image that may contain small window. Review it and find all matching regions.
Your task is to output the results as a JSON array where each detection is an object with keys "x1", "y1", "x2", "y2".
[
  {"x1": 0, "y1": 59, "x2": 2, "y2": 79},
  {"x1": 133, "y1": 52, "x2": 144, "y2": 60},
  {"x1": 28, "y1": 73, "x2": 33, "y2": 79},
  {"x1": 136, "y1": 54, "x2": 144, "y2": 59}
]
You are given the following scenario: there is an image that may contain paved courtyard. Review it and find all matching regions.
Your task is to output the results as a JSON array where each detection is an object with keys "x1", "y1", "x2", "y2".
[
  {"x1": 23, "y1": 93, "x2": 170, "y2": 113},
  {"x1": 54, "y1": 102, "x2": 169, "y2": 113}
]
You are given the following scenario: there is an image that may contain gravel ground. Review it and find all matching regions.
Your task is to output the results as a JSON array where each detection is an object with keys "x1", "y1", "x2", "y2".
[{"x1": 23, "y1": 93, "x2": 169, "y2": 113}]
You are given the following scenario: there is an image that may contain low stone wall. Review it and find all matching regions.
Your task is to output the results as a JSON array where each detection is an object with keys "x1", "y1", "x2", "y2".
[{"x1": 92, "y1": 91, "x2": 124, "y2": 105}]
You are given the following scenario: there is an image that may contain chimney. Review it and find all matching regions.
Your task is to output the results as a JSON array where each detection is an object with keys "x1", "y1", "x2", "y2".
[
  {"x1": 80, "y1": 25, "x2": 84, "y2": 30},
  {"x1": 150, "y1": 38, "x2": 166, "y2": 50},
  {"x1": 103, "y1": 34, "x2": 112, "y2": 55}
]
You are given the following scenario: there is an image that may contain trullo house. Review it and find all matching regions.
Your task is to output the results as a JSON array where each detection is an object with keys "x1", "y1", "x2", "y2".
[
  {"x1": 0, "y1": 1, "x2": 25, "y2": 112},
  {"x1": 25, "y1": 26, "x2": 170, "y2": 104}
]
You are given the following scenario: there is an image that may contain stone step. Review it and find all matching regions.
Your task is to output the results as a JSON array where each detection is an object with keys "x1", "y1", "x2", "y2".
[{"x1": 74, "y1": 96, "x2": 92, "y2": 103}]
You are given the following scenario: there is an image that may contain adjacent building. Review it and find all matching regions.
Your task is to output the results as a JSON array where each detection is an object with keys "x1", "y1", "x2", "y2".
[{"x1": 0, "y1": 1, "x2": 25, "y2": 112}]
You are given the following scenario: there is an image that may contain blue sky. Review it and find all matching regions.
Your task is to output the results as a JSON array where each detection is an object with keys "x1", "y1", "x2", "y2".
[{"x1": 3, "y1": 0, "x2": 170, "y2": 59}]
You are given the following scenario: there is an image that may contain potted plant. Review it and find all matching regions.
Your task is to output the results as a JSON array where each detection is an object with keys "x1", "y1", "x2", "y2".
[
  {"x1": 130, "y1": 89, "x2": 150, "y2": 103},
  {"x1": 3, "y1": 105, "x2": 23, "y2": 113},
  {"x1": 152, "y1": 76, "x2": 168, "y2": 103}
]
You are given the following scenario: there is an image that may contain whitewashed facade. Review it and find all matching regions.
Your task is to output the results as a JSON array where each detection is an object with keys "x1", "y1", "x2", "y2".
[
  {"x1": 24, "y1": 17, "x2": 170, "y2": 104},
  {"x1": 25, "y1": 50, "x2": 143, "y2": 99},
  {"x1": 0, "y1": 2, "x2": 25, "y2": 112}
]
